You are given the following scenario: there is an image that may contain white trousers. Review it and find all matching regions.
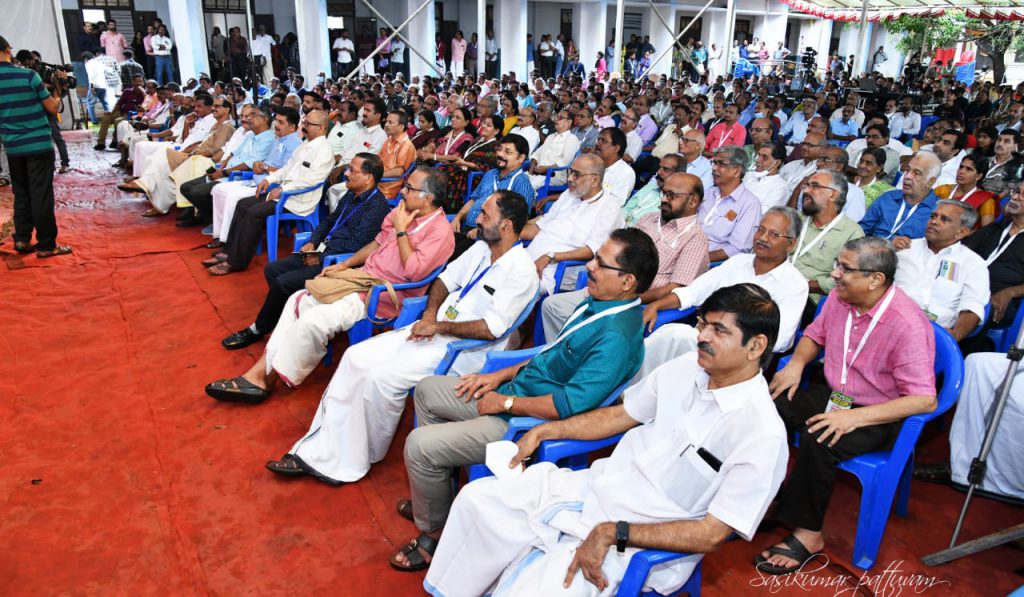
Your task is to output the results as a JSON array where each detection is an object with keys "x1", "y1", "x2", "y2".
[
  {"x1": 451, "y1": 60, "x2": 464, "y2": 76},
  {"x1": 950, "y1": 352, "x2": 1024, "y2": 499},
  {"x1": 125, "y1": 131, "x2": 150, "y2": 160},
  {"x1": 425, "y1": 463, "x2": 696, "y2": 597},
  {"x1": 265, "y1": 291, "x2": 366, "y2": 386},
  {"x1": 115, "y1": 120, "x2": 135, "y2": 145},
  {"x1": 634, "y1": 324, "x2": 698, "y2": 384},
  {"x1": 135, "y1": 148, "x2": 176, "y2": 213},
  {"x1": 211, "y1": 180, "x2": 257, "y2": 242},
  {"x1": 288, "y1": 324, "x2": 454, "y2": 483},
  {"x1": 132, "y1": 140, "x2": 169, "y2": 177}
]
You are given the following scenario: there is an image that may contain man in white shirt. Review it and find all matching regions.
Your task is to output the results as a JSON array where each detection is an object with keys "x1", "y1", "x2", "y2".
[
  {"x1": 326, "y1": 99, "x2": 360, "y2": 156},
  {"x1": 930, "y1": 128, "x2": 967, "y2": 188},
  {"x1": 332, "y1": 29, "x2": 355, "y2": 79},
  {"x1": 251, "y1": 25, "x2": 276, "y2": 84},
  {"x1": 888, "y1": 95, "x2": 921, "y2": 141},
  {"x1": 619, "y1": 109, "x2": 644, "y2": 163},
  {"x1": 743, "y1": 143, "x2": 790, "y2": 212},
  {"x1": 895, "y1": 200, "x2": 989, "y2": 341},
  {"x1": 527, "y1": 109, "x2": 580, "y2": 190},
  {"x1": 424, "y1": 283, "x2": 789, "y2": 597},
  {"x1": 845, "y1": 121, "x2": 909, "y2": 182},
  {"x1": 595, "y1": 127, "x2": 637, "y2": 207},
  {"x1": 779, "y1": 98, "x2": 819, "y2": 145},
  {"x1": 523, "y1": 154, "x2": 623, "y2": 294},
  {"x1": 326, "y1": 98, "x2": 388, "y2": 210},
  {"x1": 149, "y1": 27, "x2": 174, "y2": 85},
  {"x1": 779, "y1": 132, "x2": 826, "y2": 194},
  {"x1": 485, "y1": 29, "x2": 498, "y2": 79},
  {"x1": 651, "y1": 104, "x2": 692, "y2": 160},
  {"x1": 509, "y1": 107, "x2": 541, "y2": 156},
  {"x1": 638, "y1": 207, "x2": 809, "y2": 378},
  {"x1": 679, "y1": 129, "x2": 714, "y2": 193}
]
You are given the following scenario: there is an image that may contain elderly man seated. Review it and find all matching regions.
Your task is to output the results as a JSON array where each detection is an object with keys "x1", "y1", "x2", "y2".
[
  {"x1": 423, "y1": 284, "x2": 789, "y2": 596},
  {"x1": 391, "y1": 229, "x2": 656, "y2": 572},
  {"x1": 859, "y1": 152, "x2": 941, "y2": 248},
  {"x1": 757, "y1": 237, "x2": 937, "y2": 575},
  {"x1": 522, "y1": 154, "x2": 623, "y2": 295},
  {"x1": 203, "y1": 167, "x2": 454, "y2": 402},
  {"x1": 264, "y1": 190, "x2": 537, "y2": 485},
  {"x1": 526, "y1": 109, "x2": 580, "y2": 190},
  {"x1": 701, "y1": 145, "x2": 762, "y2": 263},
  {"x1": 638, "y1": 207, "x2": 808, "y2": 378},
  {"x1": 894, "y1": 200, "x2": 990, "y2": 342},
  {"x1": 622, "y1": 153, "x2": 688, "y2": 227}
]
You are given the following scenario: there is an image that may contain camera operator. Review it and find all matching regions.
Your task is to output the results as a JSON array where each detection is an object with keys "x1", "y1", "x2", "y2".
[
  {"x1": 15, "y1": 49, "x2": 71, "y2": 174},
  {"x1": 0, "y1": 36, "x2": 72, "y2": 257}
]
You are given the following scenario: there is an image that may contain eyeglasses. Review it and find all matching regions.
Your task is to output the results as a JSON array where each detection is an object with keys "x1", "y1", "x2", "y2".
[
  {"x1": 833, "y1": 260, "x2": 878, "y2": 275},
  {"x1": 754, "y1": 225, "x2": 794, "y2": 241},
  {"x1": 304, "y1": 122, "x2": 327, "y2": 128},
  {"x1": 711, "y1": 159, "x2": 737, "y2": 168},
  {"x1": 816, "y1": 157, "x2": 838, "y2": 164},
  {"x1": 401, "y1": 182, "x2": 427, "y2": 193},
  {"x1": 568, "y1": 169, "x2": 597, "y2": 179},
  {"x1": 1009, "y1": 189, "x2": 1023, "y2": 199},
  {"x1": 594, "y1": 255, "x2": 629, "y2": 273},
  {"x1": 801, "y1": 181, "x2": 838, "y2": 193},
  {"x1": 660, "y1": 190, "x2": 697, "y2": 201},
  {"x1": 751, "y1": 126, "x2": 772, "y2": 133}
]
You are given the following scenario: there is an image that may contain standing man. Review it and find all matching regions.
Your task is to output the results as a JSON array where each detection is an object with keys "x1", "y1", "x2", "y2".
[
  {"x1": 332, "y1": 29, "x2": 355, "y2": 80},
  {"x1": 466, "y1": 33, "x2": 479, "y2": 77},
  {"x1": 450, "y1": 31, "x2": 467, "y2": 77},
  {"x1": 150, "y1": 25, "x2": 174, "y2": 85},
  {"x1": 100, "y1": 19, "x2": 128, "y2": 63},
  {"x1": 251, "y1": 25, "x2": 276, "y2": 84},
  {"x1": 485, "y1": 29, "x2": 498, "y2": 80},
  {"x1": 0, "y1": 36, "x2": 72, "y2": 258}
]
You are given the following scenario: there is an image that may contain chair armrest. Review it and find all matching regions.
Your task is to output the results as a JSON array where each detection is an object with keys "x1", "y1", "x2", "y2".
[
  {"x1": 536, "y1": 434, "x2": 625, "y2": 464},
  {"x1": 434, "y1": 338, "x2": 496, "y2": 375},
  {"x1": 506, "y1": 416, "x2": 549, "y2": 438},
  {"x1": 394, "y1": 296, "x2": 429, "y2": 328},
  {"x1": 277, "y1": 181, "x2": 327, "y2": 213},
  {"x1": 322, "y1": 252, "x2": 353, "y2": 267},
  {"x1": 293, "y1": 232, "x2": 312, "y2": 252},
  {"x1": 365, "y1": 264, "x2": 446, "y2": 322},
  {"x1": 616, "y1": 550, "x2": 698, "y2": 597},
  {"x1": 553, "y1": 260, "x2": 587, "y2": 294},
  {"x1": 480, "y1": 345, "x2": 544, "y2": 374}
]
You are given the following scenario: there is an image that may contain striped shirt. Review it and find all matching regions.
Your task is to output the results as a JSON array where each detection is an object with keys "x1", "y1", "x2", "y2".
[{"x1": 0, "y1": 62, "x2": 53, "y2": 156}]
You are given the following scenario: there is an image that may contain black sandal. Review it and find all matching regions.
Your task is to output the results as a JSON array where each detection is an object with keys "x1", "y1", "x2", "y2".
[
  {"x1": 753, "y1": 534, "x2": 823, "y2": 576},
  {"x1": 265, "y1": 454, "x2": 307, "y2": 477},
  {"x1": 13, "y1": 241, "x2": 36, "y2": 254},
  {"x1": 396, "y1": 499, "x2": 414, "y2": 522},
  {"x1": 205, "y1": 376, "x2": 270, "y2": 404},
  {"x1": 389, "y1": 533, "x2": 438, "y2": 572}
]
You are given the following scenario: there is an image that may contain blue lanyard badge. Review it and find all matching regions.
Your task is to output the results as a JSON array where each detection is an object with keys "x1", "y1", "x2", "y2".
[
  {"x1": 445, "y1": 261, "x2": 494, "y2": 320},
  {"x1": 327, "y1": 190, "x2": 378, "y2": 239}
]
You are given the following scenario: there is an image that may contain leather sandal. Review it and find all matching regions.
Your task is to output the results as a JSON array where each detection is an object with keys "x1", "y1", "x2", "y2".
[
  {"x1": 204, "y1": 376, "x2": 270, "y2": 404},
  {"x1": 13, "y1": 241, "x2": 36, "y2": 254},
  {"x1": 221, "y1": 327, "x2": 264, "y2": 350},
  {"x1": 36, "y1": 245, "x2": 73, "y2": 259},
  {"x1": 396, "y1": 499, "x2": 414, "y2": 522},
  {"x1": 389, "y1": 534, "x2": 439, "y2": 572}
]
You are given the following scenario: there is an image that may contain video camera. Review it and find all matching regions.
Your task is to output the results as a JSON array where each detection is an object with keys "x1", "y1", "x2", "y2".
[
  {"x1": 39, "y1": 62, "x2": 78, "y2": 90},
  {"x1": 800, "y1": 47, "x2": 818, "y2": 68}
]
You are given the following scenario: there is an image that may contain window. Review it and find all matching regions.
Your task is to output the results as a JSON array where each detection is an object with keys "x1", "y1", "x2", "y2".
[
  {"x1": 560, "y1": 9, "x2": 572, "y2": 42},
  {"x1": 202, "y1": 0, "x2": 250, "y2": 13},
  {"x1": 81, "y1": 0, "x2": 132, "y2": 7}
]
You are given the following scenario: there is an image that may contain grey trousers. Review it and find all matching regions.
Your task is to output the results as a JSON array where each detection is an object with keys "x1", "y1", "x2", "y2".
[
  {"x1": 403, "y1": 375, "x2": 510, "y2": 532},
  {"x1": 540, "y1": 289, "x2": 588, "y2": 342}
]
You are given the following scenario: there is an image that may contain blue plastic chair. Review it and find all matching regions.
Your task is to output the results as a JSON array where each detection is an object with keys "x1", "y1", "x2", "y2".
[
  {"x1": 464, "y1": 171, "x2": 484, "y2": 205},
  {"x1": 264, "y1": 181, "x2": 327, "y2": 262},
  {"x1": 646, "y1": 306, "x2": 698, "y2": 337},
  {"x1": 536, "y1": 164, "x2": 572, "y2": 205},
  {"x1": 432, "y1": 290, "x2": 541, "y2": 376},
  {"x1": 965, "y1": 303, "x2": 990, "y2": 340},
  {"x1": 987, "y1": 299, "x2": 1024, "y2": 353},
  {"x1": 994, "y1": 195, "x2": 1010, "y2": 223},
  {"x1": 533, "y1": 259, "x2": 589, "y2": 344}
]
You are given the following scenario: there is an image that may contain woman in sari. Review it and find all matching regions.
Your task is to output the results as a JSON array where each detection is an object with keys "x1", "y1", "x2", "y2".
[
  {"x1": 855, "y1": 147, "x2": 895, "y2": 209},
  {"x1": 934, "y1": 154, "x2": 998, "y2": 228},
  {"x1": 499, "y1": 92, "x2": 519, "y2": 136},
  {"x1": 410, "y1": 109, "x2": 444, "y2": 150},
  {"x1": 434, "y1": 113, "x2": 502, "y2": 213}
]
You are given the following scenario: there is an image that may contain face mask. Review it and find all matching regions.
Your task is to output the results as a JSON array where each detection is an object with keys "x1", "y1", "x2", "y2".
[
  {"x1": 755, "y1": 112, "x2": 765, "y2": 118},
  {"x1": 588, "y1": 101, "x2": 597, "y2": 110}
]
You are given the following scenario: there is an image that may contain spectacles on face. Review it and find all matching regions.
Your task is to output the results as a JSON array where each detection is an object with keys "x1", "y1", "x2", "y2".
[
  {"x1": 593, "y1": 255, "x2": 628, "y2": 273},
  {"x1": 660, "y1": 189, "x2": 696, "y2": 201},
  {"x1": 711, "y1": 159, "x2": 736, "y2": 168},
  {"x1": 401, "y1": 182, "x2": 427, "y2": 193},
  {"x1": 833, "y1": 259, "x2": 878, "y2": 275},
  {"x1": 304, "y1": 122, "x2": 326, "y2": 129},
  {"x1": 816, "y1": 156, "x2": 838, "y2": 164},
  {"x1": 754, "y1": 225, "x2": 794, "y2": 241},
  {"x1": 801, "y1": 181, "x2": 837, "y2": 194},
  {"x1": 568, "y1": 169, "x2": 597, "y2": 179},
  {"x1": 1010, "y1": 189, "x2": 1024, "y2": 199},
  {"x1": 751, "y1": 126, "x2": 772, "y2": 133}
]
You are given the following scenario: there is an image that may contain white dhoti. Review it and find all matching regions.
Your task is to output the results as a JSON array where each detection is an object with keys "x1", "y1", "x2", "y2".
[
  {"x1": 265, "y1": 291, "x2": 367, "y2": 386},
  {"x1": 633, "y1": 324, "x2": 698, "y2": 384},
  {"x1": 125, "y1": 131, "x2": 150, "y2": 160},
  {"x1": 132, "y1": 140, "x2": 170, "y2": 177},
  {"x1": 326, "y1": 181, "x2": 349, "y2": 213},
  {"x1": 425, "y1": 463, "x2": 700, "y2": 597},
  {"x1": 115, "y1": 120, "x2": 136, "y2": 145},
  {"x1": 211, "y1": 180, "x2": 258, "y2": 242},
  {"x1": 950, "y1": 353, "x2": 1024, "y2": 499},
  {"x1": 170, "y1": 155, "x2": 215, "y2": 207},
  {"x1": 288, "y1": 323, "x2": 456, "y2": 483},
  {"x1": 134, "y1": 148, "x2": 176, "y2": 213}
]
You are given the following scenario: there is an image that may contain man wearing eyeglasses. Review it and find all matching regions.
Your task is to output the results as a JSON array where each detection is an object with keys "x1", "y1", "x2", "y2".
[
  {"x1": 743, "y1": 117, "x2": 775, "y2": 172},
  {"x1": 528, "y1": 110, "x2": 581, "y2": 189},
  {"x1": 618, "y1": 109, "x2": 644, "y2": 164},
  {"x1": 678, "y1": 129, "x2": 714, "y2": 197},
  {"x1": 788, "y1": 146, "x2": 866, "y2": 223},
  {"x1": 202, "y1": 109, "x2": 336, "y2": 276},
  {"x1": 859, "y1": 152, "x2": 941, "y2": 249},
  {"x1": 706, "y1": 104, "x2": 747, "y2": 152},
  {"x1": 326, "y1": 99, "x2": 388, "y2": 209},
  {"x1": 758, "y1": 236, "x2": 936, "y2": 576},
  {"x1": 638, "y1": 206, "x2": 807, "y2": 378},
  {"x1": 779, "y1": 97, "x2": 819, "y2": 145},
  {"x1": 700, "y1": 146, "x2": 762, "y2": 263},
  {"x1": 778, "y1": 132, "x2": 826, "y2": 195},
  {"x1": 827, "y1": 104, "x2": 858, "y2": 150},
  {"x1": 845, "y1": 120, "x2": 908, "y2": 183}
]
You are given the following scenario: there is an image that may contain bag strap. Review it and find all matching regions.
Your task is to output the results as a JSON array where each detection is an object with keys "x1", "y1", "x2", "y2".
[{"x1": 366, "y1": 280, "x2": 401, "y2": 326}]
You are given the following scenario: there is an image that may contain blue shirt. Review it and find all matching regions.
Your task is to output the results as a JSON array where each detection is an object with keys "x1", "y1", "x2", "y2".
[
  {"x1": 226, "y1": 129, "x2": 276, "y2": 169},
  {"x1": 828, "y1": 118, "x2": 859, "y2": 148},
  {"x1": 267, "y1": 131, "x2": 302, "y2": 169},
  {"x1": 697, "y1": 183, "x2": 762, "y2": 257},
  {"x1": 859, "y1": 189, "x2": 938, "y2": 240},
  {"x1": 738, "y1": 103, "x2": 757, "y2": 127},
  {"x1": 464, "y1": 168, "x2": 537, "y2": 227},
  {"x1": 687, "y1": 155, "x2": 714, "y2": 197}
]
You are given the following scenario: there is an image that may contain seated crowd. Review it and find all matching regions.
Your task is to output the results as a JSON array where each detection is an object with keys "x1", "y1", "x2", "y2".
[{"x1": 96, "y1": 57, "x2": 1024, "y2": 593}]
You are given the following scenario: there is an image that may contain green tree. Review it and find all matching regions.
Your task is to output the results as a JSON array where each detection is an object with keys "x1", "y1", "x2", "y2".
[{"x1": 883, "y1": 11, "x2": 1024, "y2": 85}]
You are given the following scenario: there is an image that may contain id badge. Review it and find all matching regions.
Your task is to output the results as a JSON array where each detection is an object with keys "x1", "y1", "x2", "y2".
[
  {"x1": 924, "y1": 309, "x2": 938, "y2": 322},
  {"x1": 316, "y1": 242, "x2": 327, "y2": 253},
  {"x1": 825, "y1": 390, "x2": 854, "y2": 413},
  {"x1": 444, "y1": 305, "x2": 459, "y2": 320}
]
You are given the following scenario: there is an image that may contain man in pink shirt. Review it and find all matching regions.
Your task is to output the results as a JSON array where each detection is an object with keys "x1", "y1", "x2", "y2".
[
  {"x1": 756, "y1": 236, "x2": 937, "y2": 575},
  {"x1": 450, "y1": 30, "x2": 467, "y2": 76},
  {"x1": 705, "y1": 103, "x2": 747, "y2": 152},
  {"x1": 100, "y1": 19, "x2": 128, "y2": 63}
]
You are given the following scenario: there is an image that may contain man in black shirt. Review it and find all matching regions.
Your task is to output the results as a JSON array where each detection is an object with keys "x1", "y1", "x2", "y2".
[
  {"x1": 962, "y1": 180, "x2": 1024, "y2": 352},
  {"x1": 220, "y1": 153, "x2": 391, "y2": 349}
]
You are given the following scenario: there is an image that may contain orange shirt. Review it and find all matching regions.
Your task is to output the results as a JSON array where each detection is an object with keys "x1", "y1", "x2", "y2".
[{"x1": 378, "y1": 134, "x2": 417, "y2": 198}]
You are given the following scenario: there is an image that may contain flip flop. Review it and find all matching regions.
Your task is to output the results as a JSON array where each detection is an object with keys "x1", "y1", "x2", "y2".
[
  {"x1": 201, "y1": 254, "x2": 227, "y2": 267},
  {"x1": 36, "y1": 245, "x2": 73, "y2": 259},
  {"x1": 396, "y1": 499, "x2": 414, "y2": 522},
  {"x1": 205, "y1": 376, "x2": 270, "y2": 404},
  {"x1": 13, "y1": 241, "x2": 36, "y2": 254},
  {"x1": 207, "y1": 262, "x2": 239, "y2": 276},
  {"x1": 753, "y1": 534, "x2": 823, "y2": 576},
  {"x1": 265, "y1": 454, "x2": 307, "y2": 477},
  {"x1": 389, "y1": 533, "x2": 438, "y2": 572},
  {"x1": 118, "y1": 183, "x2": 145, "y2": 193},
  {"x1": 142, "y1": 209, "x2": 165, "y2": 217}
]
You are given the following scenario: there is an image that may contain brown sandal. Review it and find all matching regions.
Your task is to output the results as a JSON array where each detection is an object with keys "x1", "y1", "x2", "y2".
[
  {"x1": 207, "y1": 262, "x2": 239, "y2": 276},
  {"x1": 36, "y1": 245, "x2": 73, "y2": 259},
  {"x1": 141, "y1": 208, "x2": 165, "y2": 217}
]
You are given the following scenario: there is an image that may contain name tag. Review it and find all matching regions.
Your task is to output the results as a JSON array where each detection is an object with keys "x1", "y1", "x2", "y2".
[
  {"x1": 825, "y1": 390, "x2": 854, "y2": 413},
  {"x1": 444, "y1": 305, "x2": 459, "y2": 320}
]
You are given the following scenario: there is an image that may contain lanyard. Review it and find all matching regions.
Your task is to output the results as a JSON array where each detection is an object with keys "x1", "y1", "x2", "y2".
[
  {"x1": 443, "y1": 131, "x2": 466, "y2": 154},
  {"x1": 493, "y1": 169, "x2": 525, "y2": 193},
  {"x1": 539, "y1": 299, "x2": 641, "y2": 355},
  {"x1": 792, "y1": 215, "x2": 844, "y2": 261},
  {"x1": 713, "y1": 122, "x2": 739, "y2": 150},
  {"x1": 985, "y1": 225, "x2": 1020, "y2": 266},
  {"x1": 950, "y1": 185, "x2": 978, "y2": 204},
  {"x1": 887, "y1": 200, "x2": 920, "y2": 239},
  {"x1": 702, "y1": 192, "x2": 726, "y2": 226},
  {"x1": 454, "y1": 260, "x2": 495, "y2": 305},
  {"x1": 656, "y1": 218, "x2": 696, "y2": 249},
  {"x1": 327, "y1": 190, "x2": 379, "y2": 239},
  {"x1": 463, "y1": 137, "x2": 495, "y2": 157},
  {"x1": 840, "y1": 287, "x2": 895, "y2": 391},
  {"x1": 408, "y1": 208, "x2": 443, "y2": 235}
]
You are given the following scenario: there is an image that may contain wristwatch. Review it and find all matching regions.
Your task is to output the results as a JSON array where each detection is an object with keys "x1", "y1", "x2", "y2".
[
  {"x1": 615, "y1": 521, "x2": 630, "y2": 554},
  {"x1": 396, "y1": 230, "x2": 408, "y2": 238},
  {"x1": 502, "y1": 395, "x2": 517, "y2": 412},
  {"x1": 546, "y1": 251, "x2": 557, "y2": 263}
]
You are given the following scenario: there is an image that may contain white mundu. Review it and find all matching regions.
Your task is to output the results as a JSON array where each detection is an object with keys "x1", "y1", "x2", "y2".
[
  {"x1": 287, "y1": 242, "x2": 539, "y2": 483},
  {"x1": 424, "y1": 353, "x2": 788, "y2": 597},
  {"x1": 637, "y1": 254, "x2": 808, "y2": 381},
  {"x1": 950, "y1": 353, "x2": 1024, "y2": 500},
  {"x1": 210, "y1": 180, "x2": 257, "y2": 242}
]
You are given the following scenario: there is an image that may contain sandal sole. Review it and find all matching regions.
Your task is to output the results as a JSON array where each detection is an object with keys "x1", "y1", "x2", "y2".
[{"x1": 205, "y1": 385, "x2": 269, "y2": 404}]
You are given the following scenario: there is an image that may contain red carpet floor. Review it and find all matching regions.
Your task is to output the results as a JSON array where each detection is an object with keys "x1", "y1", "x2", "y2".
[{"x1": 0, "y1": 132, "x2": 1021, "y2": 596}]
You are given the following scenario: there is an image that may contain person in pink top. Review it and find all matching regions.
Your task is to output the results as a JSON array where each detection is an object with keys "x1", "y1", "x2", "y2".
[
  {"x1": 754, "y1": 236, "x2": 937, "y2": 575},
  {"x1": 705, "y1": 103, "x2": 747, "y2": 151},
  {"x1": 204, "y1": 167, "x2": 454, "y2": 404},
  {"x1": 449, "y1": 30, "x2": 467, "y2": 76},
  {"x1": 100, "y1": 19, "x2": 128, "y2": 63}
]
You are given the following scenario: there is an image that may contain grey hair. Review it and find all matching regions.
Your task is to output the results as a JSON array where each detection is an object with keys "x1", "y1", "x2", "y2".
[
  {"x1": 843, "y1": 236, "x2": 897, "y2": 286},
  {"x1": 937, "y1": 199, "x2": 979, "y2": 230},
  {"x1": 713, "y1": 145, "x2": 750, "y2": 171},
  {"x1": 684, "y1": 130, "x2": 706, "y2": 151},
  {"x1": 765, "y1": 206, "x2": 803, "y2": 240},
  {"x1": 414, "y1": 166, "x2": 449, "y2": 206},
  {"x1": 576, "y1": 153, "x2": 606, "y2": 183},
  {"x1": 913, "y1": 151, "x2": 943, "y2": 181},
  {"x1": 818, "y1": 169, "x2": 849, "y2": 211}
]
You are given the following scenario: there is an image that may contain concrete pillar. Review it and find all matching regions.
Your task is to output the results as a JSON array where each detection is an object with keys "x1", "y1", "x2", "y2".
[
  {"x1": 406, "y1": 0, "x2": 436, "y2": 79},
  {"x1": 642, "y1": 4, "x2": 676, "y2": 78},
  {"x1": 168, "y1": 0, "x2": 209, "y2": 83},
  {"x1": 612, "y1": 0, "x2": 625, "y2": 74},
  {"x1": 762, "y1": 12, "x2": 787, "y2": 67},
  {"x1": 498, "y1": 0, "x2": 528, "y2": 81},
  {"x1": 477, "y1": 0, "x2": 487, "y2": 67},
  {"x1": 577, "y1": 0, "x2": 608, "y2": 78},
  {"x1": 295, "y1": 0, "x2": 330, "y2": 82}
]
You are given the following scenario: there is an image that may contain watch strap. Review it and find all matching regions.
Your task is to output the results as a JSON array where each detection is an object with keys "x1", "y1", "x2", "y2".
[
  {"x1": 396, "y1": 230, "x2": 408, "y2": 238},
  {"x1": 615, "y1": 520, "x2": 629, "y2": 553}
]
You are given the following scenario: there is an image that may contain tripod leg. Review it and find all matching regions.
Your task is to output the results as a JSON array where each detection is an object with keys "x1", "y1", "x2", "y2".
[{"x1": 922, "y1": 523, "x2": 1024, "y2": 566}]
